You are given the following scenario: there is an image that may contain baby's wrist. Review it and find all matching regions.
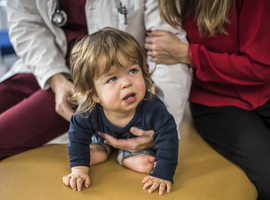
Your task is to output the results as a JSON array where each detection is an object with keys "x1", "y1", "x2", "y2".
[{"x1": 71, "y1": 166, "x2": 89, "y2": 174}]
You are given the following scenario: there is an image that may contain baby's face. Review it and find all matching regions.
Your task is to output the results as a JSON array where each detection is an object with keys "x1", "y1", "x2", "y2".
[{"x1": 92, "y1": 53, "x2": 146, "y2": 116}]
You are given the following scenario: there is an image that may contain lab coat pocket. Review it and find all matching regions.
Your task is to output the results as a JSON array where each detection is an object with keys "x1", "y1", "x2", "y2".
[{"x1": 117, "y1": 5, "x2": 144, "y2": 34}]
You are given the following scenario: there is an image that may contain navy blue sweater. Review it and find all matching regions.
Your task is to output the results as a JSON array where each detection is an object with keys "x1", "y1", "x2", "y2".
[{"x1": 68, "y1": 95, "x2": 179, "y2": 183}]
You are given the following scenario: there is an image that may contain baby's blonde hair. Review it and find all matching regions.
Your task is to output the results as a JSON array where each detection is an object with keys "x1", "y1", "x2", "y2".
[{"x1": 69, "y1": 27, "x2": 153, "y2": 116}]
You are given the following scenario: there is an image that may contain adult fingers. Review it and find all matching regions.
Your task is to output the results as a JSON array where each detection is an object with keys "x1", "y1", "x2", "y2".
[
  {"x1": 130, "y1": 127, "x2": 154, "y2": 137},
  {"x1": 100, "y1": 132, "x2": 139, "y2": 151},
  {"x1": 146, "y1": 30, "x2": 168, "y2": 38},
  {"x1": 145, "y1": 30, "x2": 174, "y2": 47},
  {"x1": 62, "y1": 101, "x2": 75, "y2": 121},
  {"x1": 68, "y1": 83, "x2": 75, "y2": 96},
  {"x1": 100, "y1": 130, "x2": 154, "y2": 152},
  {"x1": 144, "y1": 38, "x2": 162, "y2": 51},
  {"x1": 99, "y1": 132, "x2": 122, "y2": 148},
  {"x1": 144, "y1": 43, "x2": 152, "y2": 51},
  {"x1": 56, "y1": 98, "x2": 75, "y2": 121},
  {"x1": 149, "y1": 55, "x2": 174, "y2": 65}
]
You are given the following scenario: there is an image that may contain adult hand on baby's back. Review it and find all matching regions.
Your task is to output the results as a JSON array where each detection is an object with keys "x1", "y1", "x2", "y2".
[
  {"x1": 49, "y1": 73, "x2": 75, "y2": 122},
  {"x1": 99, "y1": 127, "x2": 155, "y2": 153}
]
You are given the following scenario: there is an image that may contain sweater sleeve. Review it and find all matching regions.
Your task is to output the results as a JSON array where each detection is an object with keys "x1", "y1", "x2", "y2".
[
  {"x1": 189, "y1": 0, "x2": 270, "y2": 85},
  {"x1": 6, "y1": 0, "x2": 70, "y2": 90},
  {"x1": 68, "y1": 114, "x2": 93, "y2": 168},
  {"x1": 149, "y1": 101, "x2": 179, "y2": 183}
]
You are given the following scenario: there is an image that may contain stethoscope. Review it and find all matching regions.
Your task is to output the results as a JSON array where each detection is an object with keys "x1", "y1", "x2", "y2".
[{"x1": 51, "y1": 0, "x2": 68, "y2": 27}]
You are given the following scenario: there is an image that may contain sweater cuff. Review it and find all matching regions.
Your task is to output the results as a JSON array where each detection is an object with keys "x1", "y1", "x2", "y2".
[{"x1": 149, "y1": 160, "x2": 177, "y2": 183}]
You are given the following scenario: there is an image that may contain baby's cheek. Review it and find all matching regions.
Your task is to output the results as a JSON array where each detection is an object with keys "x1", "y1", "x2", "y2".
[
  {"x1": 103, "y1": 91, "x2": 118, "y2": 106},
  {"x1": 139, "y1": 82, "x2": 146, "y2": 93},
  {"x1": 108, "y1": 93, "x2": 118, "y2": 104}
]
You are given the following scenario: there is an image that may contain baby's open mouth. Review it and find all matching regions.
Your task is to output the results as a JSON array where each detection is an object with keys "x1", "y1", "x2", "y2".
[{"x1": 123, "y1": 93, "x2": 136, "y2": 100}]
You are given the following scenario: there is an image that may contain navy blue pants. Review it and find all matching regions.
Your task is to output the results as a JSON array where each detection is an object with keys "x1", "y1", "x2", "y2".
[{"x1": 190, "y1": 100, "x2": 270, "y2": 200}]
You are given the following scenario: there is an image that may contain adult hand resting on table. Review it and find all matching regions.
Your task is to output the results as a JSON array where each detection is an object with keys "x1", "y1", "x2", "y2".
[
  {"x1": 99, "y1": 127, "x2": 155, "y2": 153},
  {"x1": 144, "y1": 30, "x2": 191, "y2": 65},
  {"x1": 49, "y1": 73, "x2": 75, "y2": 122}
]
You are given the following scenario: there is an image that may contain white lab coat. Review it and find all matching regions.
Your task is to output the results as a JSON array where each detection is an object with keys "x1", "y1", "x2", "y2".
[{"x1": 2, "y1": 0, "x2": 191, "y2": 137}]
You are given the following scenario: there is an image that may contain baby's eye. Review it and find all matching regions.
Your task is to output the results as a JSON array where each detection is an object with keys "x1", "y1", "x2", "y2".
[
  {"x1": 129, "y1": 68, "x2": 138, "y2": 75},
  {"x1": 107, "y1": 77, "x2": 117, "y2": 83}
]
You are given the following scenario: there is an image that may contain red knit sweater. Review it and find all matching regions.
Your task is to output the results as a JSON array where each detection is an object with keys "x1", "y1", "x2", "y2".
[{"x1": 182, "y1": 0, "x2": 270, "y2": 110}]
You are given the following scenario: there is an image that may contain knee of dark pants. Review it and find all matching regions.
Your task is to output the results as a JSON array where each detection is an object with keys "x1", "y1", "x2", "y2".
[{"x1": 256, "y1": 179, "x2": 270, "y2": 200}]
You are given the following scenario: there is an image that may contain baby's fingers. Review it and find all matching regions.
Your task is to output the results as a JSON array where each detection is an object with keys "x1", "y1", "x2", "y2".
[
  {"x1": 62, "y1": 175, "x2": 71, "y2": 186},
  {"x1": 70, "y1": 177, "x2": 78, "y2": 191},
  {"x1": 77, "y1": 178, "x2": 83, "y2": 191},
  {"x1": 166, "y1": 182, "x2": 172, "y2": 193},
  {"x1": 147, "y1": 181, "x2": 160, "y2": 194},
  {"x1": 142, "y1": 176, "x2": 151, "y2": 183},
  {"x1": 84, "y1": 176, "x2": 91, "y2": 188},
  {"x1": 159, "y1": 183, "x2": 166, "y2": 195},
  {"x1": 143, "y1": 178, "x2": 153, "y2": 190}
]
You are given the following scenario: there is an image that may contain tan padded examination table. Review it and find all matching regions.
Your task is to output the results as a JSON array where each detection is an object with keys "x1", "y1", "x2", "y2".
[{"x1": 0, "y1": 108, "x2": 257, "y2": 200}]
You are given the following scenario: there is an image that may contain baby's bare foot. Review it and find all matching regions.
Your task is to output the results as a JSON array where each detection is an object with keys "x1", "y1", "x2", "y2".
[{"x1": 123, "y1": 154, "x2": 156, "y2": 173}]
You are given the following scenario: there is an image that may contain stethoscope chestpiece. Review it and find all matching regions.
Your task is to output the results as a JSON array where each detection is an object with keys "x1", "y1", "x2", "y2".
[{"x1": 51, "y1": 9, "x2": 68, "y2": 27}]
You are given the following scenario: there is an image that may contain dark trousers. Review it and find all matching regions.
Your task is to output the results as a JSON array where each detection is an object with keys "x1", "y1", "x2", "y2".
[
  {"x1": 190, "y1": 101, "x2": 270, "y2": 200},
  {"x1": 0, "y1": 74, "x2": 69, "y2": 160}
]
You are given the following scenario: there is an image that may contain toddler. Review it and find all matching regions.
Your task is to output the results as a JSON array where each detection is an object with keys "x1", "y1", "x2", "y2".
[{"x1": 62, "y1": 27, "x2": 179, "y2": 195}]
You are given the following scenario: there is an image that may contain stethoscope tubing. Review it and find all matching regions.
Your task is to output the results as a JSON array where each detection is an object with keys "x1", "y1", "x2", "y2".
[{"x1": 51, "y1": 0, "x2": 67, "y2": 27}]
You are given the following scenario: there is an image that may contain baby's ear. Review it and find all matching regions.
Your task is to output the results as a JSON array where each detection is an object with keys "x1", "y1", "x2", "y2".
[{"x1": 92, "y1": 92, "x2": 101, "y2": 103}]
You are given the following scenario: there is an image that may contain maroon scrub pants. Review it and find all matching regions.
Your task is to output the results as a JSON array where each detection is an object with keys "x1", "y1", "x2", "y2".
[{"x1": 0, "y1": 74, "x2": 70, "y2": 160}]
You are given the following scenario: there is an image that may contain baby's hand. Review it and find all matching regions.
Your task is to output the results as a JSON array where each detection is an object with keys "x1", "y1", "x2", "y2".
[
  {"x1": 62, "y1": 166, "x2": 90, "y2": 191},
  {"x1": 142, "y1": 176, "x2": 172, "y2": 195}
]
